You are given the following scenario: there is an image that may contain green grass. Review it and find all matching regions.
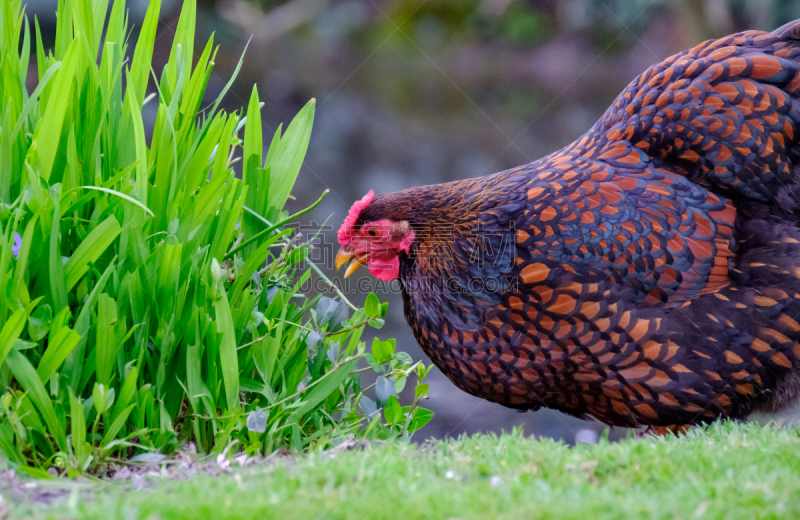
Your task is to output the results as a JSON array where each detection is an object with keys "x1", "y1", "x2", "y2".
[
  {"x1": 0, "y1": 0, "x2": 431, "y2": 476},
  {"x1": 6, "y1": 422, "x2": 800, "y2": 519}
]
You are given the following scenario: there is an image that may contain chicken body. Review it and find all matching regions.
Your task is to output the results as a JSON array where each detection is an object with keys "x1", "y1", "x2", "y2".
[{"x1": 346, "y1": 21, "x2": 800, "y2": 431}]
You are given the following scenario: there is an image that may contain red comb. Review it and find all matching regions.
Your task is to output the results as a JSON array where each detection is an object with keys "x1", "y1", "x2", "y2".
[{"x1": 338, "y1": 190, "x2": 374, "y2": 246}]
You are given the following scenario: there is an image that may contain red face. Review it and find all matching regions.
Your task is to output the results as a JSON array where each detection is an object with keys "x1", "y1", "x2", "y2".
[{"x1": 336, "y1": 192, "x2": 415, "y2": 281}]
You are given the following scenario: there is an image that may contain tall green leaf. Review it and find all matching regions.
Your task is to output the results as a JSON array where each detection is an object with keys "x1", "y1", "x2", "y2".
[
  {"x1": 95, "y1": 294, "x2": 120, "y2": 387},
  {"x1": 48, "y1": 185, "x2": 68, "y2": 311},
  {"x1": 63, "y1": 215, "x2": 121, "y2": 292},
  {"x1": 127, "y1": 0, "x2": 160, "y2": 105},
  {"x1": 5, "y1": 350, "x2": 67, "y2": 451},
  {"x1": 267, "y1": 99, "x2": 315, "y2": 211},
  {"x1": 36, "y1": 326, "x2": 81, "y2": 382},
  {"x1": 211, "y1": 259, "x2": 239, "y2": 411},
  {"x1": 28, "y1": 41, "x2": 78, "y2": 182},
  {"x1": 0, "y1": 306, "x2": 28, "y2": 367}
]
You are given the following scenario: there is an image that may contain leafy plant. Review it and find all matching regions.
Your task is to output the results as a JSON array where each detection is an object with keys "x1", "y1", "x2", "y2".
[{"x1": 0, "y1": 0, "x2": 432, "y2": 476}]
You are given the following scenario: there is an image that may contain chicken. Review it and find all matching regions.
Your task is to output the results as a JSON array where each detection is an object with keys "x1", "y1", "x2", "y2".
[{"x1": 335, "y1": 21, "x2": 800, "y2": 433}]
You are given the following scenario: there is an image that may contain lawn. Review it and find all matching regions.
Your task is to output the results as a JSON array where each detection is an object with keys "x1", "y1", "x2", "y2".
[{"x1": 5, "y1": 421, "x2": 800, "y2": 520}]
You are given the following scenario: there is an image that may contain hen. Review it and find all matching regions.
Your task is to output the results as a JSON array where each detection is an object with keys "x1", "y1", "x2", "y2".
[{"x1": 336, "y1": 21, "x2": 800, "y2": 433}]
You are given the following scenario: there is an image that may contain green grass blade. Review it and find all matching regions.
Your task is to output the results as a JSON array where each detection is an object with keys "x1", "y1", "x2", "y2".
[
  {"x1": 18, "y1": 12, "x2": 30, "y2": 87},
  {"x1": 128, "y1": 0, "x2": 160, "y2": 105},
  {"x1": 28, "y1": 40, "x2": 78, "y2": 182},
  {"x1": 63, "y1": 215, "x2": 121, "y2": 292},
  {"x1": 36, "y1": 326, "x2": 81, "y2": 382},
  {"x1": 211, "y1": 259, "x2": 239, "y2": 411},
  {"x1": 165, "y1": 0, "x2": 195, "y2": 95},
  {"x1": 267, "y1": 99, "x2": 315, "y2": 211},
  {"x1": 90, "y1": 0, "x2": 109, "y2": 55},
  {"x1": 0, "y1": 306, "x2": 28, "y2": 368},
  {"x1": 68, "y1": 388, "x2": 89, "y2": 463},
  {"x1": 95, "y1": 294, "x2": 120, "y2": 387},
  {"x1": 101, "y1": 404, "x2": 135, "y2": 446},
  {"x1": 63, "y1": 258, "x2": 116, "y2": 388},
  {"x1": 53, "y1": 0, "x2": 73, "y2": 60},
  {"x1": 124, "y1": 70, "x2": 150, "y2": 208},
  {"x1": 110, "y1": 366, "x2": 139, "y2": 424},
  {"x1": 202, "y1": 38, "x2": 250, "y2": 127},
  {"x1": 5, "y1": 349, "x2": 67, "y2": 451},
  {"x1": 33, "y1": 15, "x2": 45, "y2": 79},
  {"x1": 292, "y1": 358, "x2": 359, "y2": 419},
  {"x1": 10, "y1": 60, "x2": 61, "y2": 142},
  {"x1": 49, "y1": 185, "x2": 68, "y2": 311},
  {"x1": 242, "y1": 86, "x2": 266, "y2": 254},
  {"x1": 78, "y1": 186, "x2": 153, "y2": 216},
  {"x1": 243, "y1": 86, "x2": 263, "y2": 183}
]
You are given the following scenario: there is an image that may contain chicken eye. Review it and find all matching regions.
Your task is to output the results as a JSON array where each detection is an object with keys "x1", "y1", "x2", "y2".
[{"x1": 367, "y1": 229, "x2": 378, "y2": 237}]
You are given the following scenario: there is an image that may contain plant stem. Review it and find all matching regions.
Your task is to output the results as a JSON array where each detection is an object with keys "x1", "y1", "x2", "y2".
[
  {"x1": 224, "y1": 189, "x2": 329, "y2": 259},
  {"x1": 325, "y1": 320, "x2": 369, "y2": 337},
  {"x1": 306, "y1": 260, "x2": 358, "y2": 311},
  {"x1": 261, "y1": 355, "x2": 362, "y2": 411}
]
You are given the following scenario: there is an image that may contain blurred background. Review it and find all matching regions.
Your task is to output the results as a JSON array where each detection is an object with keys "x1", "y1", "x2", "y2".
[{"x1": 25, "y1": 0, "x2": 800, "y2": 443}]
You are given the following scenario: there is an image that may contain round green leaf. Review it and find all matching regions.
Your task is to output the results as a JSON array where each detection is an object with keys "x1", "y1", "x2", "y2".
[
  {"x1": 364, "y1": 293, "x2": 380, "y2": 318},
  {"x1": 384, "y1": 395, "x2": 403, "y2": 425},
  {"x1": 375, "y1": 375, "x2": 396, "y2": 408},
  {"x1": 246, "y1": 408, "x2": 268, "y2": 433},
  {"x1": 408, "y1": 407, "x2": 434, "y2": 432}
]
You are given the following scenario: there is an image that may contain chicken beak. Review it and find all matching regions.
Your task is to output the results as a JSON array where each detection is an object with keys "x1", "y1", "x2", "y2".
[
  {"x1": 336, "y1": 246, "x2": 368, "y2": 277},
  {"x1": 335, "y1": 247, "x2": 355, "y2": 270},
  {"x1": 344, "y1": 255, "x2": 367, "y2": 278}
]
